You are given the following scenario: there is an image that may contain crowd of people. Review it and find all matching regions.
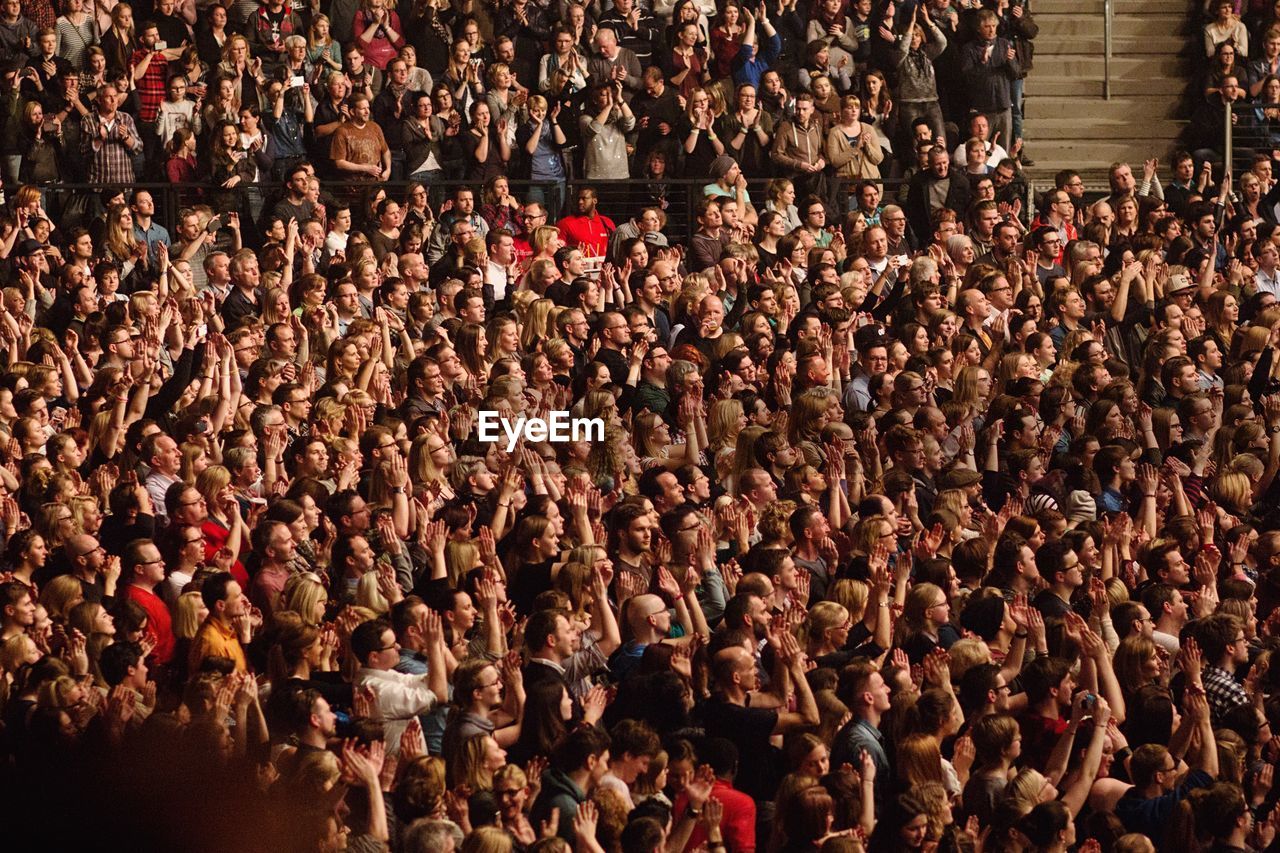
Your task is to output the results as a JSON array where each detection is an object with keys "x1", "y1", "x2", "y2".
[{"x1": 2, "y1": 0, "x2": 1280, "y2": 853}]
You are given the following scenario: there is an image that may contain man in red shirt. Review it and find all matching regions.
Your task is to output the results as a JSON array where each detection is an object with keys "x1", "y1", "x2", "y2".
[
  {"x1": 673, "y1": 738, "x2": 757, "y2": 853},
  {"x1": 122, "y1": 538, "x2": 175, "y2": 667},
  {"x1": 130, "y1": 21, "x2": 182, "y2": 124},
  {"x1": 557, "y1": 187, "x2": 616, "y2": 259}
]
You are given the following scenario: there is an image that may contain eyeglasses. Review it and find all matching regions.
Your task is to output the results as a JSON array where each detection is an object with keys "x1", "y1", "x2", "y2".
[
  {"x1": 75, "y1": 544, "x2": 104, "y2": 559},
  {"x1": 377, "y1": 442, "x2": 398, "y2": 451},
  {"x1": 179, "y1": 496, "x2": 207, "y2": 507}
]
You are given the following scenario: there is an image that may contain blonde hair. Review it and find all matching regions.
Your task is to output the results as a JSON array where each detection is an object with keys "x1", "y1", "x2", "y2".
[
  {"x1": 827, "y1": 578, "x2": 870, "y2": 622},
  {"x1": 444, "y1": 540, "x2": 481, "y2": 588},
  {"x1": 0, "y1": 633, "x2": 38, "y2": 672},
  {"x1": 37, "y1": 674, "x2": 82, "y2": 710},
  {"x1": 173, "y1": 591, "x2": 205, "y2": 639},
  {"x1": 948, "y1": 637, "x2": 992, "y2": 680},
  {"x1": 280, "y1": 574, "x2": 329, "y2": 627},
  {"x1": 40, "y1": 574, "x2": 84, "y2": 621},
  {"x1": 806, "y1": 601, "x2": 850, "y2": 645},
  {"x1": 707, "y1": 399, "x2": 745, "y2": 453},
  {"x1": 461, "y1": 827, "x2": 514, "y2": 853}
]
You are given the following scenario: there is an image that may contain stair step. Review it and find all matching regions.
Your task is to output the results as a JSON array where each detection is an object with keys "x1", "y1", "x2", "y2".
[
  {"x1": 1035, "y1": 11, "x2": 1187, "y2": 35},
  {"x1": 1027, "y1": 75, "x2": 1187, "y2": 96},
  {"x1": 1023, "y1": 117, "x2": 1189, "y2": 139},
  {"x1": 1033, "y1": 54, "x2": 1187, "y2": 79},
  {"x1": 1035, "y1": 0, "x2": 1189, "y2": 14},
  {"x1": 1023, "y1": 95, "x2": 1187, "y2": 120},
  {"x1": 1026, "y1": 139, "x2": 1184, "y2": 161},
  {"x1": 1035, "y1": 34, "x2": 1187, "y2": 54}
]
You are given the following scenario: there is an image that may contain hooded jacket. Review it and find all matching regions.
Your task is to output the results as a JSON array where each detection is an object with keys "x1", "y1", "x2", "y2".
[{"x1": 530, "y1": 768, "x2": 588, "y2": 844}]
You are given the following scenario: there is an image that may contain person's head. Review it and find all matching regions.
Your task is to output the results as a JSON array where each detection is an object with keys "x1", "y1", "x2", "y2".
[
  {"x1": 1021, "y1": 655, "x2": 1075, "y2": 710},
  {"x1": 1018, "y1": 800, "x2": 1076, "y2": 851},
  {"x1": 99, "y1": 639, "x2": 148, "y2": 690},
  {"x1": 550, "y1": 722, "x2": 612, "y2": 778},
  {"x1": 200, "y1": 571, "x2": 248, "y2": 624},
  {"x1": 1198, "y1": 612, "x2": 1249, "y2": 667},
  {"x1": 838, "y1": 660, "x2": 893, "y2": 718}
]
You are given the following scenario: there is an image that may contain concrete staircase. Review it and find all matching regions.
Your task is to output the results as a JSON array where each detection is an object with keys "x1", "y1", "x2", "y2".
[{"x1": 1022, "y1": 0, "x2": 1192, "y2": 184}]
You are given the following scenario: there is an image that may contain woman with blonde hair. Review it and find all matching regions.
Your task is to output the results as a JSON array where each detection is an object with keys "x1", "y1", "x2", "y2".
[
  {"x1": 40, "y1": 574, "x2": 84, "y2": 623},
  {"x1": 520, "y1": 298, "x2": 556, "y2": 350},
  {"x1": 461, "y1": 826, "x2": 514, "y2": 853},
  {"x1": 805, "y1": 601, "x2": 853, "y2": 663},
  {"x1": 307, "y1": 13, "x2": 342, "y2": 74},
  {"x1": 998, "y1": 352, "x2": 1038, "y2": 388},
  {"x1": 446, "y1": 733, "x2": 507, "y2": 791},
  {"x1": 280, "y1": 573, "x2": 328, "y2": 627},
  {"x1": 1212, "y1": 469, "x2": 1255, "y2": 521},
  {"x1": 195, "y1": 464, "x2": 247, "y2": 572},
  {"x1": 764, "y1": 178, "x2": 801, "y2": 232},
  {"x1": 487, "y1": 316, "x2": 521, "y2": 365},
  {"x1": 173, "y1": 590, "x2": 206, "y2": 641},
  {"x1": 444, "y1": 540, "x2": 482, "y2": 588},
  {"x1": 530, "y1": 225, "x2": 564, "y2": 263},
  {"x1": 70, "y1": 496, "x2": 103, "y2": 539},
  {"x1": 408, "y1": 433, "x2": 456, "y2": 505},
  {"x1": 633, "y1": 410, "x2": 700, "y2": 471},
  {"x1": 706, "y1": 398, "x2": 745, "y2": 482}
]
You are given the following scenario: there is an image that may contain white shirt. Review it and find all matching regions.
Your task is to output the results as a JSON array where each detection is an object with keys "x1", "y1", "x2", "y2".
[
  {"x1": 485, "y1": 259, "x2": 509, "y2": 302},
  {"x1": 355, "y1": 666, "x2": 440, "y2": 750},
  {"x1": 1256, "y1": 265, "x2": 1280, "y2": 298},
  {"x1": 953, "y1": 140, "x2": 1009, "y2": 168}
]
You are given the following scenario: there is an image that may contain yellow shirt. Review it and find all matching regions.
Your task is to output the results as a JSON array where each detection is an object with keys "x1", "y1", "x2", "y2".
[{"x1": 189, "y1": 617, "x2": 247, "y2": 674}]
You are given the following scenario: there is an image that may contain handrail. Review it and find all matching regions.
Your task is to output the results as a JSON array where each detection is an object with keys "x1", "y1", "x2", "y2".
[
  {"x1": 1225, "y1": 97, "x2": 1234, "y2": 178},
  {"x1": 34, "y1": 173, "x2": 1038, "y2": 245},
  {"x1": 1104, "y1": 0, "x2": 1113, "y2": 100}
]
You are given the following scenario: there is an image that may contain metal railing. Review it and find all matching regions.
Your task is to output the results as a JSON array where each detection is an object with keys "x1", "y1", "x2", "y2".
[
  {"x1": 1104, "y1": 0, "x2": 1114, "y2": 100},
  {"x1": 33, "y1": 176, "x2": 919, "y2": 247},
  {"x1": 30, "y1": 172, "x2": 1044, "y2": 248},
  {"x1": 1222, "y1": 101, "x2": 1280, "y2": 179}
]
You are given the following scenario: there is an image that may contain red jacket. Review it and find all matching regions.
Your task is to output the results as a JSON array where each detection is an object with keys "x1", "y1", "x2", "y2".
[
  {"x1": 674, "y1": 779, "x2": 756, "y2": 853},
  {"x1": 125, "y1": 584, "x2": 175, "y2": 666},
  {"x1": 557, "y1": 213, "x2": 616, "y2": 258}
]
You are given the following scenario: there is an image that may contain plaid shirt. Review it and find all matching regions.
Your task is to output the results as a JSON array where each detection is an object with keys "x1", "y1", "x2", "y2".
[
  {"x1": 130, "y1": 48, "x2": 167, "y2": 122},
  {"x1": 1203, "y1": 664, "x2": 1249, "y2": 725},
  {"x1": 80, "y1": 110, "x2": 142, "y2": 183},
  {"x1": 20, "y1": 0, "x2": 53, "y2": 30}
]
